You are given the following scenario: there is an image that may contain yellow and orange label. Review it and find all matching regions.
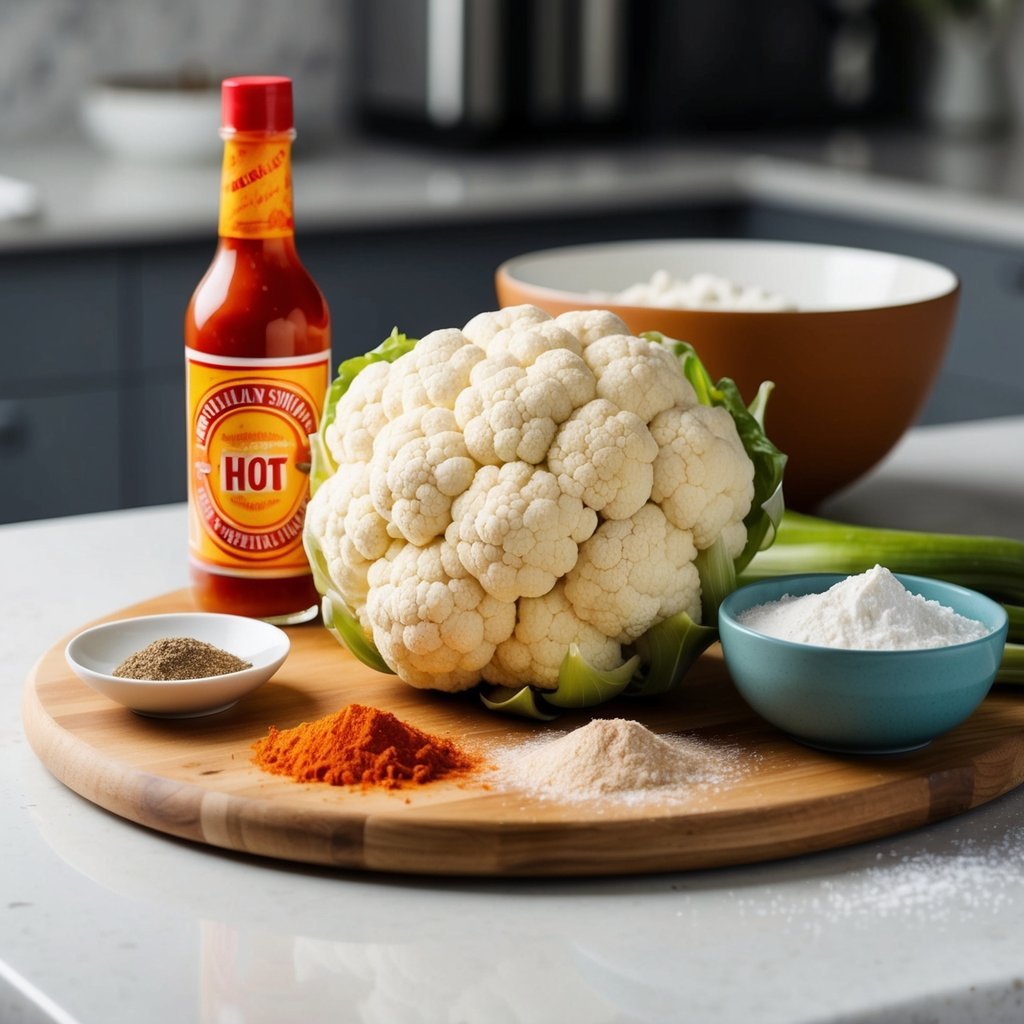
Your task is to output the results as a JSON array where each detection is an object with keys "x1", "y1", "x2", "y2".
[
  {"x1": 218, "y1": 138, "x2": 294, "y2": 239},
  {"x1": 186, "y1": 350, "x2": 329, "y2": 577}
]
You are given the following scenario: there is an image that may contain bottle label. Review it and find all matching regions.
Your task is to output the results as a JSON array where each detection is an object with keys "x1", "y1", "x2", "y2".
[
  {"x1": 187, "y1": 350, "x2": 330, "y2": 578},
  {"x1": 218, "y1": 138, "x2": 294, "y2": 239}
]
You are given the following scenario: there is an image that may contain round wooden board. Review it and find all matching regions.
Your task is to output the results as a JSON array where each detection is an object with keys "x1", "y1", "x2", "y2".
[{"x1": 22, "y1": 590, "x2": 1024, "y2": 877}]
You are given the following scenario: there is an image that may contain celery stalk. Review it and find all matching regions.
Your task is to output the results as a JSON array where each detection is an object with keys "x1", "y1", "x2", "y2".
[
  {"x1": 996, "y1": 644, "x2": 1024, "y2": 685},
  {"x1": 1005, "y1": 604, "x2": 1024, "y2": 643},
  {"x1": 743, "y1": 510, "x2": 1024, "y2": 664},
  {"x1": 744, "y1": 511, "x2": 1024, "y2": 608}
]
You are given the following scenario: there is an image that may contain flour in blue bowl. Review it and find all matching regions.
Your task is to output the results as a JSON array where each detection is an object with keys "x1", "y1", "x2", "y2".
[{"x1": 738, "y1": 565, "x2": 990, "y2": 651}]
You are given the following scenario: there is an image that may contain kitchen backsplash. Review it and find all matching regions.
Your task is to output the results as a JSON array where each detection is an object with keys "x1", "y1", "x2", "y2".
[{"x1": 0, "y1": 0, "x2": 355, "y2": 143}]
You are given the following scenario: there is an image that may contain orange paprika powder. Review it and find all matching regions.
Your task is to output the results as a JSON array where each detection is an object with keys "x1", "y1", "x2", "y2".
[{"x1": 252, "y1": 703, "x2": 477, "y2": 789}]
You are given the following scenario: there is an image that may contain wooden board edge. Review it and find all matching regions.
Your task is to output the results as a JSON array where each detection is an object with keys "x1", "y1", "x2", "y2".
[
  {"x1": 21, "y1": 677, "x2": 374, "y2": 870},
  {"x1": 20, "y1": 592, "x2": 1024, "y2": 879}
]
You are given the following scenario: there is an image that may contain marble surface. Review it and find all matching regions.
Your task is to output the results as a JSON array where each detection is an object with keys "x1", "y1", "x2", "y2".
[
  {"x1": 7, "y1": 129, "x2": 1024, "y2": 253},
  {"x1": 3, "y1": 416, "x2": 1024, "y2": 1024},
  {"x1": 0, "y1": 0, "x2": 351, "y2": 146}
]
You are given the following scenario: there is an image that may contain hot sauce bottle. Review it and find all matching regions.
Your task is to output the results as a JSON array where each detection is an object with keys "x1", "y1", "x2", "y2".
[{"x1": 185, "y1": 76, "x2": 330, "y2": 623}]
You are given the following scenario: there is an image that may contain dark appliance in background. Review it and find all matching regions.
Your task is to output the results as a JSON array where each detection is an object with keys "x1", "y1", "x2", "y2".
[
  {"x1": 353, "y1": 0, "x2": 924, "y2": 147},
  {"x1": 354, "y1": 0, "x2": 643, "y2": 145},
  {"x1": 641, "y1": 0, "x2": 926, "y2": 134}
]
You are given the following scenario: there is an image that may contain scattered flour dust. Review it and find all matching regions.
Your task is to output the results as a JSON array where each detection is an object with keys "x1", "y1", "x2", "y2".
[
  {"x1": 496, "y1": 718, "x2": 748, "y2": 806},
  {"x1": 733, "y1": 826, "x2": 1024, "y2": 931},
  {"x1": 738, "y1": 564, "x2": 991, "y2": 651}
]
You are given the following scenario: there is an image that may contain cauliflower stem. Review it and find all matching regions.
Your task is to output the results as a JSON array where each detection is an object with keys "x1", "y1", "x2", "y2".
[
  {"x1": 483, "y1": 645, "x2": 642, "y2": 717},
  {"x1": 305, "y1": 312, "x2": 787, "y2": 720}
]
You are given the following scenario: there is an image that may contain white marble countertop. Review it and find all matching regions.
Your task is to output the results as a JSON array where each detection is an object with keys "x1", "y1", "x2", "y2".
[
  {"x1": 3, "y1": 415, "x2": 1024, "y2": 1024},
  {"x1": 7, "y1": 129, "x2": 1024, "y2": 253}
]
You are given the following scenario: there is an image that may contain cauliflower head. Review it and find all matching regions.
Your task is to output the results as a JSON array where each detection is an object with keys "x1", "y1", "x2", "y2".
[{"x1": 306, "y1": 305, "x2": 766, "y2": 697}]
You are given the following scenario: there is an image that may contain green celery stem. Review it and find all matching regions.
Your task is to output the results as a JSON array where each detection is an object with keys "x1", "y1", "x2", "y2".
[
  {"x1": 996, "y1": 643, "x2": 1024, "y2": 685},
  {"x1": 744, "y1": 511, "x2": 1024, "y2": 632}
]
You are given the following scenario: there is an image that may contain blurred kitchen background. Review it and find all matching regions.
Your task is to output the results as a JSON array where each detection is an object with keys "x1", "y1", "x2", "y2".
[
  {"x1": 1, "y1": 0, "x2": 1018, "y2": 144},
  {"x1": 2, "y1": 0, "x2": 1023, "y2": 522}
]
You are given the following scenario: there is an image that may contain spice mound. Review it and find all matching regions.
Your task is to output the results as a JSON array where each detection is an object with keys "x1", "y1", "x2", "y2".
[
  {"x1": 113, "y1": 636, "x2": 251, "y2": 680},
  {"x1": 252, "y1": 703, "x2": 478, "y2": 789},
  {"x1": 504, "y1": 718, "x2": 740, "y2": 803}
]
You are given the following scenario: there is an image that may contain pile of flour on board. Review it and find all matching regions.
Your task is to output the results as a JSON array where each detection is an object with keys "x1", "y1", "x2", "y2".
[
  {"x1": 499, "y1": 718, "x2": 746, "y2": 805},
  {"x1": 737, "y1": 565, "x2": 990, "y2": 651}
]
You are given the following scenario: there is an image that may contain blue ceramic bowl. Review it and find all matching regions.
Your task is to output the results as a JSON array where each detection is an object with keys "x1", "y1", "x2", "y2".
[{"x1": 718, "y1": 574, "x2": 1008, "y2": 754}]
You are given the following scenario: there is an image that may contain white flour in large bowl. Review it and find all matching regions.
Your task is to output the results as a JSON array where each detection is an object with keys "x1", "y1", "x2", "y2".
[{"x1": 737, "y1": 565, "x2": 990, "y2": 651}]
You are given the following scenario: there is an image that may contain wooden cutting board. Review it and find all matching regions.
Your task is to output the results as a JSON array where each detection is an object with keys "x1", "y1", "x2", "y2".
[{"x1": 22, "y1": 590, "x2": 1024, "y2": 877}]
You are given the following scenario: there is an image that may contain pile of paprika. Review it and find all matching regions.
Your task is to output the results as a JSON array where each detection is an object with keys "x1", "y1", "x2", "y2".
[{"x1": 252, "y1": 704, "x2": 478, "y2": 789}]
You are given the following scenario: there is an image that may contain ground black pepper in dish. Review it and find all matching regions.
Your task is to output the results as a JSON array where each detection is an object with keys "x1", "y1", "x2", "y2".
[{"x1": 112, "y1": 637, "x2": 251, "y2": 680}]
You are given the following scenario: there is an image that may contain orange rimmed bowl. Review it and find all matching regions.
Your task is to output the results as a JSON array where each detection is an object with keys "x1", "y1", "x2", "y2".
[{"x1": 496, "y1": 239, "x2": 959, "y2": 509}]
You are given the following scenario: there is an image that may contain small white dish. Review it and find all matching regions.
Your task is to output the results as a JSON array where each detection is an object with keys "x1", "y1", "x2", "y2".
[
  {"x1": 80, "y1": 75, "x2": 222, "y2": 163},
  {"x1": 65, "y1": 613, "x2": 290, "y2": 718}
]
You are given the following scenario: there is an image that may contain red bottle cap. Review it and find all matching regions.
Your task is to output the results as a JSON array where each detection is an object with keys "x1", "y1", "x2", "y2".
[{"x1": 221, "y1": 76, "x2": 293, "y2": 133}]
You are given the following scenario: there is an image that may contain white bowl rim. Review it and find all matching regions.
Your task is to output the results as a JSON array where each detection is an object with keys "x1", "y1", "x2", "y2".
[
  {"x1": 497, "y1": 238, "x2": 960, "y2": 314},
  {"x1": 65, "y1": 611, "x2": 290, "y2": 688}
]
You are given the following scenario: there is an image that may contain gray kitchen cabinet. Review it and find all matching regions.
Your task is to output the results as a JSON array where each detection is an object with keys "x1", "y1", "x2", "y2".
[
  {"x1": 122, "y1": 377, "x2": 185, "y2": 509},
  {"x1": 0, "y1": 251, "x2": 121, "y2": 523},
  {"x1": 300, "y1": 203, "x2": 742, "y2": 360},
  {"x1": 0, "y1": 252, "x2": 119, "y2": 385},
  {"x1": 0, "y1": 390, "x2": 120, "y2": 522},
  {"x1": 132, "y1": 245, "x2": 210, "y2": 375}
]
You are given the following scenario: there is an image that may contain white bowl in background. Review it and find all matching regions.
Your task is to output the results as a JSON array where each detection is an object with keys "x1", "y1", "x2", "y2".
[
  {"x1": 498, "y1": 238, "x2": 958, "y2": 313},
  {"x1": 65, "y1": 612, "x2": 290, "y2": 718},
  {"x1": 81, "y1": 75, "x2": 223, "y2": 163}
]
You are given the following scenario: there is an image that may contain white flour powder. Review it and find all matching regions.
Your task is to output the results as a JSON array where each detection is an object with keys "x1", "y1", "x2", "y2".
[
  {"x1": 732, "y1": 825, "x2": 1024, "y2": 930},
  {"x1": 500, "y1": 718, "x2": 742, "y2": 804},
  {"x1": 738, "y1": 565, "x2": 990, "y2": 651}
]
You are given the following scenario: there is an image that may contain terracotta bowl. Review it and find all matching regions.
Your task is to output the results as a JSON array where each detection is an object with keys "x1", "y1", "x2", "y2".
[{"x1": 495, "y1": 239, "x2": 959, "y2": 509}]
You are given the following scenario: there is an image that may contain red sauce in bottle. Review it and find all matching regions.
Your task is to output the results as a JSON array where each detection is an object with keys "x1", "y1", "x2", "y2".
[{"x1": 185, "y1": 76, "x2": 330, "y2": 623}]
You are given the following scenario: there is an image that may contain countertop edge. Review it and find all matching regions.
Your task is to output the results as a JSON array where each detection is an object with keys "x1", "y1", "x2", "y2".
[{"x1": 6, "y1": 135, "x2": 1024, "y2": 253}]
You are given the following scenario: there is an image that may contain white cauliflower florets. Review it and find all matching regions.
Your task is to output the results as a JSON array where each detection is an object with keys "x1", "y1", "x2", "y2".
[
  {"x1": 369, "y1": 406, "x2": 477, "y2": 545},
  {"x1": 307, "y1": 305, "x2": 756, "y2": 693},
  {"x1": 485, "y1": 320, "x2": 583, "y2": 364},
  {"x1": 306, "y1": 464, "x2": 390, "y2": 630},
  {"x1": 583, "y1": 334, "x2": 697, "y2": 422},
  {"x1": 461, "y1": 304, "x2": 551, "y2": 350},
  {"x1": 565, "y1": 503, "x2": 701, "y2": 643},
  {"x1": 553, "y1": 309, "x2": 630, "y2": 349},
  {"x1": 650, "y1": 404, "x2": 755, "y2": 551},
  {"x1": 366, "y1": 541, "x2": 516, "y2": 691},
  {"x1": 446, "y1": 462, "x2": 598, "y2": 603},
  {"x1": 483, "y1": 584, "x2": 622, "y2": 690},
  {"x1": 454, "y1": 348, "x2": 596, "y2": 465},
  {"x1": 547, "y1": 398, "x2": 658, "y2": 520},
  {"x1": 380, "y1": 328, "x2": 485, "y2": 419},
  {"x1": 325, "y1": 360, "x2": 390, "y2": 465}
]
